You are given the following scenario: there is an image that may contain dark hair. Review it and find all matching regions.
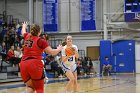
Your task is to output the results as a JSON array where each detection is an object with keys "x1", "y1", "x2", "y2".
[
  {"x1": 65, "y1": 34, "x2": 72, "y2": 41},
  {"x1": 30, "y1": 24, "x2": 40, "y2": 36},
  {"x1": 40, "y1": 33, "x2": 49, "y2": 40}
]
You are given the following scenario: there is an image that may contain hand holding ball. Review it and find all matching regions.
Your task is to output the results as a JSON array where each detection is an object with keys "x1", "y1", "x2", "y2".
[{"x1": 65, "y1": 47, "x2": 75, "y2": 56}]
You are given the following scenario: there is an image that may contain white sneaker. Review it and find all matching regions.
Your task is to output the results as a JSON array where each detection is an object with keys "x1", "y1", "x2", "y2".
[
  {"x1": 58, "y1": 75, "x2": 63, "y2": 78},
  {"x1": 45, "y1": 77, "x2": 48, "y2": 80}
]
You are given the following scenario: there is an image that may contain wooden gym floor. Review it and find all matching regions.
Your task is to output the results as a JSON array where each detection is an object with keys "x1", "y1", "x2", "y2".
[{"x1": 0, "y1": 74, "x2": 140, "y2": 93}]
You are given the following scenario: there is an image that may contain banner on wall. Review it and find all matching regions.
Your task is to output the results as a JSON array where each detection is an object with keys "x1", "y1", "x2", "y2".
[
  {"x1": 43, "y1": 0, "x2": 58, "y2": 32},
  {"x1": 80, "y1": 0, "x2": 96, "y2": 31},
  {"x1": 124, "y1": 0, "x2": 140, "y2": 22}
]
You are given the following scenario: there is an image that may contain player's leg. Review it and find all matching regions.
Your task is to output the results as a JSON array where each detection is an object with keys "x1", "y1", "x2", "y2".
[
  {"x1": 20, "y1": 61, "x2": 35, "y2": 93},
  {"x1": 61, "y1": 62, "x2": 75, "y2": 92},
  {"x1": 32, "y1": 79, "x2": 44, "y2": 93},
  {"x1": 72, "y1": 71, "x2": 78, "y2": 92},
  {"x1": 25, "y1": 79, "x2": 35, "y2": 93},
  {"x1": 72, "y1": 64, "x2": 78, "y2": 92},
  {"x1": 28, "y1": 60, "x2": 45, "y2": 93},
  {"x1": 65, "y1": 70, "x2": 75, "y2": 92}
]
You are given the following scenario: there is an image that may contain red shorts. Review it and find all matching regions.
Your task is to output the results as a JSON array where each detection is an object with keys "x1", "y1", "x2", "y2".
[{"x1": 20, "y1": 59, "x2": 44, "y2": 83}]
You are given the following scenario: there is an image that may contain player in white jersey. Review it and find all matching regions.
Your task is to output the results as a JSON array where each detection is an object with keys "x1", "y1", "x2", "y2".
[{"x1": 61, "y1": 35, "x2": 79, "y2": 93}]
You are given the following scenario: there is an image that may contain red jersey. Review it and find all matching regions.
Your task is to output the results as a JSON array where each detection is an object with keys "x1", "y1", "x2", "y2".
[
  {"x1": 6, "y1": 49, "x2": 15, "y2": 60},
  {"x1": 22, "y1": 33, "x2": 49, "y2": 60}
]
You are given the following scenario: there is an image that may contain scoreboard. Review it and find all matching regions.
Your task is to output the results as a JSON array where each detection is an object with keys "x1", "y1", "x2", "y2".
[
  {"x1": 125, "y1": 0, "x2": 140, "y2": 22},
  {"x1": 125, "y1": 0, "x2": 140, "y2": 12}
]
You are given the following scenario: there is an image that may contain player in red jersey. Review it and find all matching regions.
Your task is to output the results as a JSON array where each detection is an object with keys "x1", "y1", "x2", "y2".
[{"x1": 20, "y1": 22, "x2": 63, "y2": 93}]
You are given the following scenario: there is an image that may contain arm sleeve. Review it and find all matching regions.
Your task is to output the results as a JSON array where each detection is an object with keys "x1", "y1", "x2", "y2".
[
  {"x1": 23, "y1": 32, "x2": 28, "y2": 38},
  {"x1": 37, "y1": 38, "x2": 49, "y2": 50}
]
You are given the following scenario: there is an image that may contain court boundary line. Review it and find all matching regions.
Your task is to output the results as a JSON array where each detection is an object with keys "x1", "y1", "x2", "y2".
[{"x1": 0, "y1": 75, "x2": 98, "y2": 90}]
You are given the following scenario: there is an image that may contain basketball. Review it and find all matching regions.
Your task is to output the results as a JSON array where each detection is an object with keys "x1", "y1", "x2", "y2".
[{"x1": 65, "y1": 47, "x2": 75, "y2": 56}]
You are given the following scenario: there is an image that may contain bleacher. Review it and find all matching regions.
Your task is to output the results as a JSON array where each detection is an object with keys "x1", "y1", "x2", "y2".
[
  {"x1": 0, "y1": 60, "x2": 20, "y2": 79},
  {"x1": 0, "y1": 11, "x2": 22, "y2": 82}
]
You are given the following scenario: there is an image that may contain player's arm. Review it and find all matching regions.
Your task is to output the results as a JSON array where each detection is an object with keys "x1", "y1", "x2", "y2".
[
  {"x1": 74, "y1": 51, "x2": 79, "y2": 59},
  {"x1": 73, "y1": 45, "x2": 79, "y2": 59},
  {"x1": 62, "y1": 56, "x2": 69, "y2": 63},
  {"x1": 38, "y1": 38, "x2": 63, "y2": 56},
  {"x1": 22, "y1": 21, "x2": 28, "y2": 36},
  {"x1": 44, "y1": 45, "x2": 62, "y2": 56}
]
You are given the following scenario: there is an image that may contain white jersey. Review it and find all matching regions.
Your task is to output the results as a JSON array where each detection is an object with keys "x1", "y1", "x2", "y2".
[{"x1": 61, "y1": 44, "x2": 78, "y2": 65}]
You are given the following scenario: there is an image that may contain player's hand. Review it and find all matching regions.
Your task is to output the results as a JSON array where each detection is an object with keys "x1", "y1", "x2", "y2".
[
  {"x1": 22, "y1": 21, "x2": 28, "y2": 28},
  {"x1": 71, "y1": 47, "x2": 75, "y2": 51},
  {"x1": 57, "y1": 44, "x2": 63, "y2": 51},
  {"x1": 71, "y1": 47, "x2": 77, "y2": 54}
]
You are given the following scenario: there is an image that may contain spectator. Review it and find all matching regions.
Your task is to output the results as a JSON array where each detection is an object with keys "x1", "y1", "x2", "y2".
[
  {"x1": 8, "y1": 27, "x2": 16, "y2": 46},
  {"x1": 102, "y1": 56, "x2": 112, "y2": 75},
  {"x1": 55, "y1": 55, "x2": 64, "y2": 78},
  {"x1": 6, "y1": 45, "x2": 20, "y2": 66},
  {"x1": 77, "y1": 58, "x2": 82, "y2": 75},
  {"x1": 81, "y1": 57, "x2": 89, "y2": 76},
  {"x1": 0, "y1": 42, "x2": 7, "y2": 70},
  {"x1": 0, "y1": 27, "x2": 7, "y2": 43},
  {"x1": 87, "y1": 57, "x2": 96, "y2": 75},
  {"x1": 0, "y1": 42, "x2": 7, "y2": 61},
  {"x1": 14, "y1": 46, "x2": 23, "y2": 58},
  {"x1": 50, "y1": 56, "x2": 63, "y2": 78}
]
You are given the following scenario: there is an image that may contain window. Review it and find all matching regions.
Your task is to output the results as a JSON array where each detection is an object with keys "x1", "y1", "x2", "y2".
[
  {"x1": 126, "y1": 6, "x2": 132, "y2": 10},
  {"x1": 126, "y1": 0, "x2": 134, "y2": 3},
  {"x1": 133, "y1": 5, "x2": 138, "y2": 10}
]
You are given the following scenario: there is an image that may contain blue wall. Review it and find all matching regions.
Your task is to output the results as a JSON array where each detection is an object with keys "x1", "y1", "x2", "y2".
[
  {"x1": 112, "y1": 40, "x2": 135, "y2": 73},
  {"x1": 100, "y1": 40, "x2": 135, "y2": 73},
  {"x1": 100, "y1": 40, "x2": 112, "y2": 73}
]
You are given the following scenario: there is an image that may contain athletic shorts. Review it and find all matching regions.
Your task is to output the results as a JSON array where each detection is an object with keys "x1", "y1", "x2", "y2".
[
  {"x1": 61, "y1": 62, "x2": 77, "y2": 73},
  {"x1": 20, "y1": 59, "x2": 45, "y2": 83}
]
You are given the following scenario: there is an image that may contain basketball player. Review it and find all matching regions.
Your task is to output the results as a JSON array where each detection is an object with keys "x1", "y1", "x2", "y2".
[
  {"x1": 61, "y1": 35, "x2": 79, "y2": 93},
  {"x1": 20, "y1": 22, "x2": 63, "y2": 93}
]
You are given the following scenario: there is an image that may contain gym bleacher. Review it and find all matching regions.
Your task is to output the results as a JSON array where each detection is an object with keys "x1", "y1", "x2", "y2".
[{"x1": 0, "y1": 11, "x2": 21, "y2": 82}]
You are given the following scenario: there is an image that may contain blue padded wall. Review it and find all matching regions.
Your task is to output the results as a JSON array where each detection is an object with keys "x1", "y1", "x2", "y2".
[
  {"x1": 100, "y1": 40, "x2": 112, "y2": 73},
  {"x1": 112, "y1": 40, "x2": 135, "y2": 73}
]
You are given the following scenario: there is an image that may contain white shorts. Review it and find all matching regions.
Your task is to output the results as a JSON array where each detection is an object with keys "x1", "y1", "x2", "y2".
[{"x1": 61, "y1": 62, "x2": 77, "y2": 73}]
